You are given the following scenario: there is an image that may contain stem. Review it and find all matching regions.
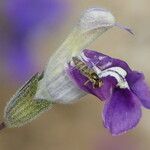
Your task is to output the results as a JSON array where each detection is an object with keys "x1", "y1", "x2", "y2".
[{"x1": 0, "y1": 122, "x2": 6, "y2": 131}]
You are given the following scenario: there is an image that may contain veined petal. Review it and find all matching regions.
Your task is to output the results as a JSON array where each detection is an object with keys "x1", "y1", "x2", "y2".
[
  {"x1": 127, "y1": 71, "x2": 150, "y2": 109},
  {"x1": 103, "y1": 88, "x2": 141, "y2": 135},
  {"x1": 35, "y1": 69, "x2": 86, "y2": 104},
  {"x1": 83, "y1": 49, "x2": 131, "y2": 72}
]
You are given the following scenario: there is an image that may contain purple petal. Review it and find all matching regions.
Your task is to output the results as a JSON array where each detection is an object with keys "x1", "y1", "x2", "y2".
[
  {"x1": 83, "y1": 49, "x2": 131, "y2": 72},
  {"x1": 94, "y1": 77, "x2": 116, "y2": 101},
  {"x1": 103, "y1": 88, "x2": 141, "y2": 135},
  {"x1": 66, "y1": 64, "x2": 117, "y2": 101},
  {"x1": 127, "y1": 71, "x2": 150, "y2": 109}
]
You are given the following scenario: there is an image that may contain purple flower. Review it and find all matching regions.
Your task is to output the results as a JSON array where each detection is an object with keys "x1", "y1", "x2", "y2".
[
  {"x1": 67, "y1": 49, "x2": 150, "y2": 135},
  {"x1": 3, "y1": 0, "x2": 68, "y2": 36},
  {"x1": 0, "y1": 0, "x2": 69, "y2": 81}
]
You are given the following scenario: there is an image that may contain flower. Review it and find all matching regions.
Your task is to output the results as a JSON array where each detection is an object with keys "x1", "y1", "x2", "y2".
[
  {"x1": 3, "y1": 7, "x2": 116, "y2": 129},
  {"x1": 35, "y1": 8, "x2": 131, "y2": 103},
  {"x1": 1, "y1": 7, "x2": 134, "y2": 132},
  {"x1": 67, "y1": 49, "x2": 150, "y2": 135},
  {"x1": 0, "y1": 0, "x2": 68, "y2": 81}
]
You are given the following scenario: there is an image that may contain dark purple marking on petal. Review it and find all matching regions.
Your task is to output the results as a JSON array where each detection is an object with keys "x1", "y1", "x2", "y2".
[
  {"x1": 66, "y1": 63, "x2": 117, "y2": 101},
  {"x1": 83, "y1": 49, "x2": 132, "y2": 73},
  {"x1": 127, "y1": 71, "x2": 150, "y2": 109},
  {"x1": 83, "y1": 49, "x2": 112, "y2": 70},
  {"x1": 103, "y1": 88, "x2": 141, "y2": 135}
]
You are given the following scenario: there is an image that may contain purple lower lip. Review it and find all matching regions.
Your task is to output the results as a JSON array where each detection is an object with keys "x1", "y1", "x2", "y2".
[{"x1": 67, "y1": 49, "x2": 150, "y2": 135}]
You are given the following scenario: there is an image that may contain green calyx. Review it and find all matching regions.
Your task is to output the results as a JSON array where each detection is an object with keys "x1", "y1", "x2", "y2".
[{"x1": 3, "y1": 72, "x2": 53, "y2": 128}]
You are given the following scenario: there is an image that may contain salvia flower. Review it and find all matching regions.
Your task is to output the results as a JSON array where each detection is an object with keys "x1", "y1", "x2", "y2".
[
  {"x1": 0, "y1": 0, "x2": 68, "y2": 81},
  {"x1": 35, "y1": 8, "x2": 132, "y2": 103},
  {"x1": 1, "y1": 7, "x2": 140, "y2": 136},
  {"x1": 3, "y1": 7, "x2": 117, "y2": 129},
  {"x1": 67, "y1": 49, "x2": 150, "y2": 135}
]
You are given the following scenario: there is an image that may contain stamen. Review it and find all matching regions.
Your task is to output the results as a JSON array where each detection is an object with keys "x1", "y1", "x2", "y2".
[
  {"x1": 98, "y1": 67, "x2": 129, "y2": 89},
  {"x1": 115, "y1": 22, "x2": 134, "y2": 35}
]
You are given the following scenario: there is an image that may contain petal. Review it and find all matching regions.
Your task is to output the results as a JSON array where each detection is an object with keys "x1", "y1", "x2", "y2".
[
  {"x1": 83, "y1": 49, "x2": 113, "y2": 69},
  {"x1": 94, "y1": 77, "x2": 116, "y2": 101},
  {"x1": 35, "y1": 67, "x2": 86, "y2": 104},
  {"x1": 67, "y1": 64, "x2": 117, "y2": 101},
  {"x1": 103, "y1": 88, "x2": 141, "y2": 135},
  {"x1": 127, "y1": 71, "x2": 150, "y2": 109},
  {"x1": 83, "y1": 49, "x2": 131, "y2": 72}
]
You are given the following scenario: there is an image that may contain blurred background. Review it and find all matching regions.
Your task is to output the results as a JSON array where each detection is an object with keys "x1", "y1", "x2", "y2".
[{"x1": 0, "y1": 0, "x2": 150, "y2": 150}]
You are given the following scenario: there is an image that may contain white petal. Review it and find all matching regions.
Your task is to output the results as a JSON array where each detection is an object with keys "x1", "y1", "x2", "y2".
[
  {"x1": 35, "y1": 69, "x2": 86, "y2": 104},
  {"x1": 99, "y1": 67, "x2": 130, "y2": 89},
  {"x1": 79, "y1": 8, "x2": 115, "y2": 32}
]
